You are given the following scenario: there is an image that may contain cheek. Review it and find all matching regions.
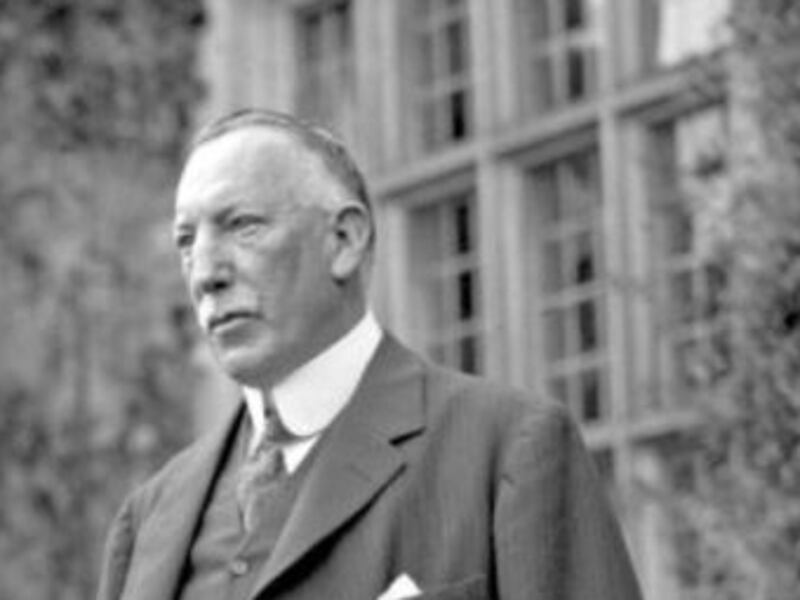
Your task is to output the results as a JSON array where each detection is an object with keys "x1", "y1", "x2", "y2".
[
  {"x1": 245, "y1": 240, "x2": 309, "y2": 298},
  {"x1": 239, "y1": 221, "x2": 330, "y2": 300}
]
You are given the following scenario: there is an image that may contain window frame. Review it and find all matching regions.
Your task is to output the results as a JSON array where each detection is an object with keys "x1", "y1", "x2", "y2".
[
  {"x1": 515, "y1": 0, "x2": 601, "y2": 115},
  {"x1": 293, "y1": 0, "x2": 355, "y2": 133},
  {"x1": 524, "y1": 144, "x2": 612, "y2": 425},
  {"x1": 405, "y1": 185, "x2": 485, "y2": 374},
  {"x1": 647, "y1": 105, "x2": 732, "y2": 407},
  {"x1": 404, "y1": 0, "x2": 475, "y2": 155}
]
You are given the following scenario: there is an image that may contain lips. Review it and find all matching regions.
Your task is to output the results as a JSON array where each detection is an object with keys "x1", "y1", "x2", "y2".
[{"x1": 207, "y1": 309, "x2": 259, "y2": 332}]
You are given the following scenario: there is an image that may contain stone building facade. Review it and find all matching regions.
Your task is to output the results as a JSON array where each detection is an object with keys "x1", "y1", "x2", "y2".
[{"x1": 193, "y1": 1, "x2": 733, "y2": 597}]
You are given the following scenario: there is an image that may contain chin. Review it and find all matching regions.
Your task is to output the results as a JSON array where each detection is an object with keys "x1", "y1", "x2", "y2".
[{"x1": 214, "y1": 347, "x2": 271, "y2": 386}]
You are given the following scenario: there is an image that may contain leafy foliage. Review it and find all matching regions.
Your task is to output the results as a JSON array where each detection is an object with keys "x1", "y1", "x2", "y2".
[
  {"x1": 0, "y1": 1, "x2": 204, "y2": 598},
  {"x1": 664, "y1": 1, "x2": 800, "y2": 598}
]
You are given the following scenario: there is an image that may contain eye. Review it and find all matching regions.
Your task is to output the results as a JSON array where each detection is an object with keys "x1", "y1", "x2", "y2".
[
  {"x1": 228, "y1": 213, "x2": 265, "y2": 236},
  {"x1": 173, "y1": 229, "x2": 194, "y2": 251}
]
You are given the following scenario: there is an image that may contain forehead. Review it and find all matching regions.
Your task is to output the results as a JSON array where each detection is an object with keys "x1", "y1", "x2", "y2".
[{"x1": 174, "y1": 128, "x2": 320, "y2": 217}]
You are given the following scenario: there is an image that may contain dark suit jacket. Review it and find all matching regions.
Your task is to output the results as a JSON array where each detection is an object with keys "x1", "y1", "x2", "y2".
[{"x1": 97, "y1": 335, "x2": 642, "y2": 600}]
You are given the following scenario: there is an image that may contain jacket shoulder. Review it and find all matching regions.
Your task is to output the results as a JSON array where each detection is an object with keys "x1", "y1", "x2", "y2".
[{"x1": 421, "y1": 358, "x2": 568, "y2": 429}]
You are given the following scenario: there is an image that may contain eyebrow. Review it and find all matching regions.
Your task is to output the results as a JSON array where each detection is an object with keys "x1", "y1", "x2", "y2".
[{"x1": 173, "y1": 201, "x2": 263, "y2": 232}]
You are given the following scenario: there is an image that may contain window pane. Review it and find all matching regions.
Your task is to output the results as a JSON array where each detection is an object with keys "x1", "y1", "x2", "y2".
[
  {"x1": 420, "y1": 100, "x2": 439, "y2": 150},
  {"x1": 577, "y1": 300, "x2": 598, "y2": 352},
  {"x1": 445, "y1": 20, "x2": 467, "y2": 76},
  {"x1": 412, "y1": 198, "x2": 443, "y2": 264},
  {"x1": 426, "y1": 274, "x2": 450, "y2": 327},
  {"x1": 523, "y1": 0, "x2": 550, "y2": 41},
  {"x1": 650, "y1": 108, "x2": 731, "y2": 409},
  {"x1": 518, "y1": 0, "x2": 598, "y2": 112},
  {"x1": 410, "y1": 0, "x2": 473, "y2": 152},
  {"x1": 417, "y1": 32, "x2": 436, "y2": 84},
  {"x1": 534, "y1": 166, "x2": 560, "y2": 222},
  {"x1": 528, "y1": 148, "x2": 609, "y2": 422},
  {"x1": 567, "y1": 47, "x2": 598, "y2": 101},
  {"x1": 563, "y1": 152, "x2": 599, "y2": 220},
  {"x1": 564, "y1": 0, "x2": 586, "y2": 31},
  {"x1": 530, "y1": 56, "x2": 555, "y2": 112},
  {"x1": 573, "y1": 232, "x2": 595, "y2": 285},
  {"x1": 454, "y1": 201, "x2": 472, "y2": 253},
  {"x1": 581, "y1": 368, "x2": 603, "y2": 422},
  {"x1": 448, "y1": 89, "x2": 470, "y2": 140},
  {"x1": 410, "y1": 193, "x2": 482, "y2": 374},
  {"x1": 642, "y1": 0, "x2": 731, "y2": 70},
  {"x1": 542, "y1": 242, "x2": 563, "y2": 292},
  {"x1": 300, "y1": 13, "x2": 322, "y2": 60},
  {"x1": 544, "y1": 309, "x2": 566, "y2": 361},
  {"x1": 458, "y1": 334, "x2": 480, "y2": 373},
  {"x1": 333, "y1": 2, "x2": 350, "y2": 51},
  {"x1": 294, "y1": 1, "x2": 354, "y2": 131},
  {"x1": 458, "y1": 271, "x2": 475, "y2": 319},
  {"x1": 567, "y1": 49, "x2": 585, "y2": 100}
]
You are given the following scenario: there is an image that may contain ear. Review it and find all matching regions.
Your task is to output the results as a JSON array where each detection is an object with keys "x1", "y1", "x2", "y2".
[{"x1": 328, "y1": 202, "x2": 372, "y2": 282}]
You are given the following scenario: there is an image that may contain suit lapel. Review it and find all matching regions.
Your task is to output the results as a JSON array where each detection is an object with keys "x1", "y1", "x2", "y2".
[
  {"x1": 251, "y1": 336, "x2": 426, "y2": 595},
  {"x1": 123, "y1": 405, "x2": 243, "y2": 600}
]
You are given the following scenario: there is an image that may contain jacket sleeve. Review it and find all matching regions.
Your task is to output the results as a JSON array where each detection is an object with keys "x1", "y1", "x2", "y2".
[
  {"x1": 96, "y1": 495, "x2": 137, "y2": 600},
  {"x1": 493, "y1": 402, "x2": 643, "y2": 600}
]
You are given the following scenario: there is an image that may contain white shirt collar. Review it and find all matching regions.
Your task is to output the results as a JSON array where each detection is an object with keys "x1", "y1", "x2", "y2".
[{"x1": 242, "y1": 310, "x2": 383, "y2": 458}]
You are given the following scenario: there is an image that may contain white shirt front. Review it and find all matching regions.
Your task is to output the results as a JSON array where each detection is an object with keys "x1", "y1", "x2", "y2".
[{"x1": 242, "y1": 311, "x2": 383, "y2": 473}]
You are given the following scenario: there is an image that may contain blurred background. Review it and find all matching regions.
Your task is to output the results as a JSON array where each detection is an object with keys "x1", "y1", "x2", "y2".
[{"x1": 1, "y1": 1, "x2": 799, "y2": 598}]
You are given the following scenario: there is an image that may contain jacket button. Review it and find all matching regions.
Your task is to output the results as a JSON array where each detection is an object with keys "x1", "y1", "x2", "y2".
[{"x1": 230, "y1": 559, "x2": 249, "y2": 576}]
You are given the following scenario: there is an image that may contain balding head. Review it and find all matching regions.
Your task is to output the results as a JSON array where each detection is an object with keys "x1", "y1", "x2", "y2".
[{"x1": 188, "y1": 109, "x2": 374, "y2": 247}]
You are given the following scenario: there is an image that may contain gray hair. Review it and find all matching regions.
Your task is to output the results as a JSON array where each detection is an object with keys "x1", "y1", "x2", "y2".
[{"x1": 189, "y1": 109, "x2": 372, "y2": 219}]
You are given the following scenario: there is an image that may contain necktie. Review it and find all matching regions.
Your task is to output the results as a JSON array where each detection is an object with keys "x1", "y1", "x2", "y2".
[{"x1": 236, "y1": 412, "x2": 288, "y2": 533}]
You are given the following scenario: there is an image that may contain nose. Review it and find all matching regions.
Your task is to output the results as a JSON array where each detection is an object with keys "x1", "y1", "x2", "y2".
[{"x1": 188, "y1": 229, "x2": 233, "y2": 296}]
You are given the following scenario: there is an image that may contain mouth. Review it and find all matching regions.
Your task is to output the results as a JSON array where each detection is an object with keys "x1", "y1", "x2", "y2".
[{"x1": 207, "y1": 310, "x2": 259, "y2": 332}]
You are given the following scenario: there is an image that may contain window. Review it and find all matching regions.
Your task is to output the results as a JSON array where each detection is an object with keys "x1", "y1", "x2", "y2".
[
  {"x1": 517, "y1": 0, "x2": 600, "y2": 114},
  {"x1": 409, "y1": 192, "x2": 483, "y2": 373},
  {"x1": 650, "y1": 107, "x2": 730, "y2": 403},
  {"x1": 528, "y1": 149, "x2": 609, "y2": 423},
  {"x1": 409, "y1": 0, "x2": 473, "y2": 152},
  {"x1": 639, "y1": 0, "x2": 730, "y2": 71},
  {"x1": 295, "y1": 1, "x2": 354, "y2": 133}
]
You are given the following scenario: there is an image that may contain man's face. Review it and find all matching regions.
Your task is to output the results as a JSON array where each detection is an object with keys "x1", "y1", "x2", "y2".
[{"x1": 173, "y1": 128, "x2": 346, "y2": 386}]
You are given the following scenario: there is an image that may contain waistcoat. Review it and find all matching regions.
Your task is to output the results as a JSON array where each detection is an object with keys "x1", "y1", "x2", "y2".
[{"x1": 176, "y1": 414, "x2": 316, "y2": 600}]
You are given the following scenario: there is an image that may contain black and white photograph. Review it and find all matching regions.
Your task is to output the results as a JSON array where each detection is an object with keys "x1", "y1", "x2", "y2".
[{"x1": 0, "y1": 2, "x2": 797, "y2": 600}]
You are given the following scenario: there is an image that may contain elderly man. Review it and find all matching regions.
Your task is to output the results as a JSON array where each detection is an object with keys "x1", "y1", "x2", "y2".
[{"x1": 97, "y1": 109, "x2": 642, "y2": 600}]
